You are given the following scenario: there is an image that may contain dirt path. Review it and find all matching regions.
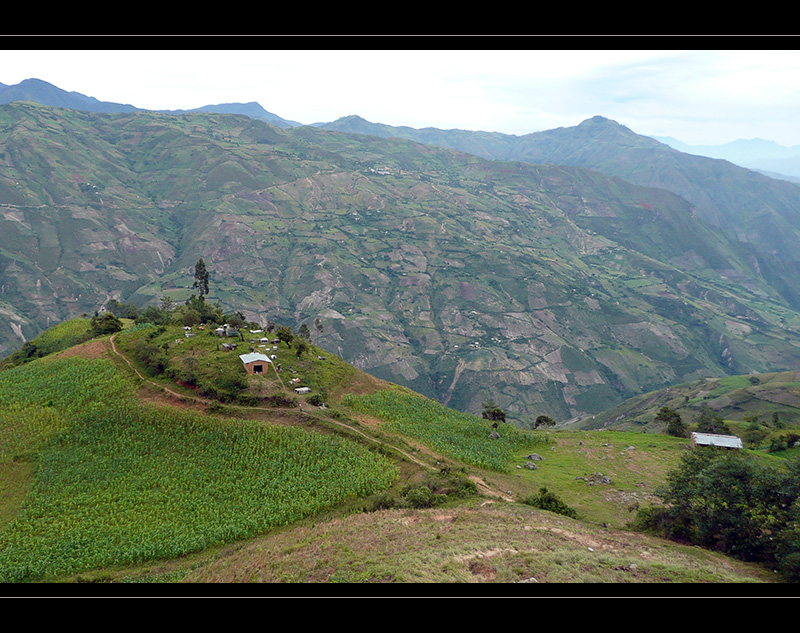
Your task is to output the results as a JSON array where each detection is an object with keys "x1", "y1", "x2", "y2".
[
  {"x1": 108, "y1": 334, "x2": 440, "y2": 474},
  {"x1": 109, "y1": 334, "x2": 212, "y2": 404},
  {"x1": 107, "y1": 333, "x2": 513, "y2": 502}
]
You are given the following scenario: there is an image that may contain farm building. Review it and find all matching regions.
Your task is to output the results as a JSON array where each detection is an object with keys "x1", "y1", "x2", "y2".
[
  {"x1": 691, "y1": 432, "x2": 743, "y2": 450},
  {"x1": 239, "y1": 352, "x2": 272, "y2": 375},
  {"x1": 294, "y1": 387, "x2": 311, "y2": 394}
]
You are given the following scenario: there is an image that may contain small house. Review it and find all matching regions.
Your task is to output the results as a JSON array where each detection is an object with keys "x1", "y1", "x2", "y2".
[
  {"x1": 239, "y1": 352, "x2": 272, "y2": 375},
  {"x1": 691, "y1": 432, "x2": 743, "y2": 450},
  {"x1": 294, "y1": 387, "x2": 311, "y2": 394}
]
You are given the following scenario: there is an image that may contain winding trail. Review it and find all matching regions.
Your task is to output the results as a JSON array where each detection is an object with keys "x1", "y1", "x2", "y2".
[
  {"x1": 106, "y1": 333, "x2": 482, "y2": 486},
  {"x1": 108, "y1": 333, "x2": 513, "y2": 501},
  {"x1": 110, "y1": 334, "x2": 210, "y2": 403}
]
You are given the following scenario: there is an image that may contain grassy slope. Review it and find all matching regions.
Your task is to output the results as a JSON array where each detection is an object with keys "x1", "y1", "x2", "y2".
[
  {"x1": 571, "y1": 368, "x2": 800, "y2": 433},
  {"x1": 0, "y1": 320, "x2": 783, "y2": 586}
]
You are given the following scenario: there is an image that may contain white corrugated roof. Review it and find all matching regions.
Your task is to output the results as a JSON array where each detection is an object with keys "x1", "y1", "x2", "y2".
[
  {"x1": 691, "y1": 432, "x2": 743, "y2": 448},
  {"x1": 239, "y1": 352, "x2": 272, "y2": 364}
]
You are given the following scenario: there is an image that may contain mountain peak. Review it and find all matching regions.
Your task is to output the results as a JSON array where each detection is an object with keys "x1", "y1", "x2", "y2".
[{"x1": 576, "y1": 115, "x2": 631, "y2": 133}]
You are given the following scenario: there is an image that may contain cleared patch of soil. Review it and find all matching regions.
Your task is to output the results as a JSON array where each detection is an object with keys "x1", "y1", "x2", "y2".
[{"x1": 55, "y1": 338, "x2": 110, "y2": 360}]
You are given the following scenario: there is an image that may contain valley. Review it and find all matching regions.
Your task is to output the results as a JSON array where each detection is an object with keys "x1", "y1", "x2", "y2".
[
  {"x1": 4, "y1": 102, "x2": 800, "y2": 426},
  {"x1": 4, "y1": 87, "x2": 800, "y2": 587}
]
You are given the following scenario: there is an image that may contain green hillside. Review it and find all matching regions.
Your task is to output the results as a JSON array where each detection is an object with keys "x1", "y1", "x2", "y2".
[
  {"x1": 322, "y1": 115, "x2": 800, "y2": 308},
  {"x1": 572, "y1": 368, "x2": 800, "y2": 434},
  {"x1": 0, "y1": 318, "x2": 795, "y2": 586},
  {"x1": 5, "y1": 103, "x2": 800, "y2": 427}
]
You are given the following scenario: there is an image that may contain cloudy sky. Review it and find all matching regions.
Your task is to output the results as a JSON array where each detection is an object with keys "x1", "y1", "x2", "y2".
[{"x1": 3, "y1": 40, "x2": 800, "y2": 146}]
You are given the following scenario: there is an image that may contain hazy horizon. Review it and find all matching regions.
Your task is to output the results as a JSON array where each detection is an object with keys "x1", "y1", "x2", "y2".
[{"x1": 3, "y1": 43, "x2": 800, "y2": 147}]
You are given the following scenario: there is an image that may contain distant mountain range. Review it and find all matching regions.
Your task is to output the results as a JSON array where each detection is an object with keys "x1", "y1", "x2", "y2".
[
  {"x1": 4, "y1": 77, "x2": 800, "y2": 179},
  {"x1": 653, "y1": 136, "x2": 800, "y2": 182},
  {"x1": 0, "y1": 78, "x2": 302, "y2": 128},
  {"x1": 5, "y1": 78, "x2": 800, "y2": 425}
]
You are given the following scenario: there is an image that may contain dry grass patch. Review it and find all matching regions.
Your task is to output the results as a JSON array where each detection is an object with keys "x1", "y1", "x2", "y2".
[{"x1": 180, "y1": 502, "x2": 775, "y2": 586}]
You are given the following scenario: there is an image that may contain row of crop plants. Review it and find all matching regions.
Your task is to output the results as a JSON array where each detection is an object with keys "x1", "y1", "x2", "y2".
[
  {"x1": 0, "y1": 354, "x2": 397, "y2": 581},
  {"x1": 342, "y1": 388, "x2": 548, "y2": 472}
]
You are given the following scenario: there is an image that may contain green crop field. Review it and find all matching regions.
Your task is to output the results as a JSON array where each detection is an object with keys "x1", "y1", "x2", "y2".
[
  {"x1": 0, "y1": 351, "x2": 398, "y2": 582},
  {"x1": 342, "y1": 389, "x2": 548, "y2": 472}
]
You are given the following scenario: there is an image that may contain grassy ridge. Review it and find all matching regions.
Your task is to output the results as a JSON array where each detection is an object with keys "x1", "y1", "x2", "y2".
[
  {"x1": 573, "y1": 368, "x2": 800, "y2": 432},
  {"x1": 0, "y1": 318, "x2": 92, "y2": 370}
]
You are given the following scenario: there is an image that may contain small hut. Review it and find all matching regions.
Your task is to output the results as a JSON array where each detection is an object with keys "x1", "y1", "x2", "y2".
[{"x1": 239, "y1": 352, "x2": 272, "y2": 375}]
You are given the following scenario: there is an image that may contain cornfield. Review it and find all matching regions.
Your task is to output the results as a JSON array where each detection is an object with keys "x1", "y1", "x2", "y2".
[
  {"x1": 0, "y1": 355, "x2": 398, "y2": 582},
  {"x1": 0, "y1": 355, "x2": 135, "y2": 415},
  {"x1": 342, "y1": 389, "x2": 547, "y2": 472}
]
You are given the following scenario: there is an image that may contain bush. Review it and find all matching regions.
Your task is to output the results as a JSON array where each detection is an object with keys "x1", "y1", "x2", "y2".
[
  {"x1": 402, "y1": 485, "x2": 435, "y2": 509},
  {"x1": 90, "y1": 312, "x2": 123, "y2": 336},
  {"x1": 520, "y1": 487, "x2": 579, "y2": 519},
  {"x1": 654, "y1": 406, "x2": 687, "y2": 438},
  {"x1": 132, "y1": 339, "x2": 168, "y2": 376},
  {"x1": 694, "y1": 406, "x2": 731, "y2": 435}
]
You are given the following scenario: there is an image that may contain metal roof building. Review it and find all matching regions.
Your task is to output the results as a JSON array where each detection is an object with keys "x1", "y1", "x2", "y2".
[
  {"x1": 239, "y1": 352, "x2": 272, "y2": 375},
  {"x1": 691, "y1": 432, "x2": 743, "y2": 449}
]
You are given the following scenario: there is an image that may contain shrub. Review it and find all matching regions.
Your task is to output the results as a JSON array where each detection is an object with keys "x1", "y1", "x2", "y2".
[
  {"x1": 90, "y1": 312, "x2": 123, "y2": 336},
  {"x1": 402, "y1": 485, "x2": 435, "y2": 509},
  {"x1": 132, "y1": 339, "x2": 168, "y2": 376},
  {"x1": 306, "y1": 394, "x2": 325, "y2": 407},
  {"x1": 654, "y1": 406, "x2": 687, "y2": 438},
  {"x1": 520, "y1": 487, "x2": 579, "y2": 519}
]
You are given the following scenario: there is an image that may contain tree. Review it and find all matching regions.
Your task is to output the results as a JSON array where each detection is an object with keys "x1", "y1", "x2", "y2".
[
  {"x1": 192, "y1": 258, "x2": 210, "y2": 300},
  {"x1": 695, "y1": 406, "x2": 731, "y2": 435},
  {"x1": 481, "y1": 399, "x2": 506, "y2": 423},
  {"x1": 743, "y1": 424, "x2": 769, "y2": 449},
  {"x1": 275, "y1": 325, "x2": 294, "y2": 346},
  {"x1": 224, "y1": 311, "x2": 247, "y2": 330},
  {"x1": 184, "y1": 295, "x2": 223, "y2": 325},
  {"x1": 160, "y1": 294, "x2": 175, "y2": 315},
  {"x1": 135, "y1": 305, "x2": 170, "y2": 326},
  {"x1": 297, "y1": 323, "x2": 311, "y2": 341},
  {"x1": 632, "y1": 450, "x2": 800, "y2": 567},
  {"x1": 654, "y1": 406, "x2": 687, "y2": 438},
  {"x1": 295, "y1": 339, "x2": 309, "y2": 359},
  {"x1": 107, "y1": 299, "x2": 139, "y2": 320},
  {"x1": 90, "y1": 312, "x2": 123, "y2": 336},
  {"x1": 534, "y1": 415, "x2": 556, "y2": 428}
]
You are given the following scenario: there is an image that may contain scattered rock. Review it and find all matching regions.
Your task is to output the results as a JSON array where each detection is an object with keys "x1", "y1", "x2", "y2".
[
  {"x1": 577, "y1": 472, "x2": 612, "y2": 485},
  {"x1": 526, "y1": 453, "x2": 544, "y2": 461},
  {"x1": 489, "y1": 431, "x2": 501, "y2": 439},
  {"x1": 524, "y1": 461, "x2": 538, "y2": 470}
]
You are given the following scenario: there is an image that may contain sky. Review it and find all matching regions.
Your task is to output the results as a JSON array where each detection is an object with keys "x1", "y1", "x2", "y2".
[{"x1": 3, "y1": 41, "x2": 800, "y2": 147}]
